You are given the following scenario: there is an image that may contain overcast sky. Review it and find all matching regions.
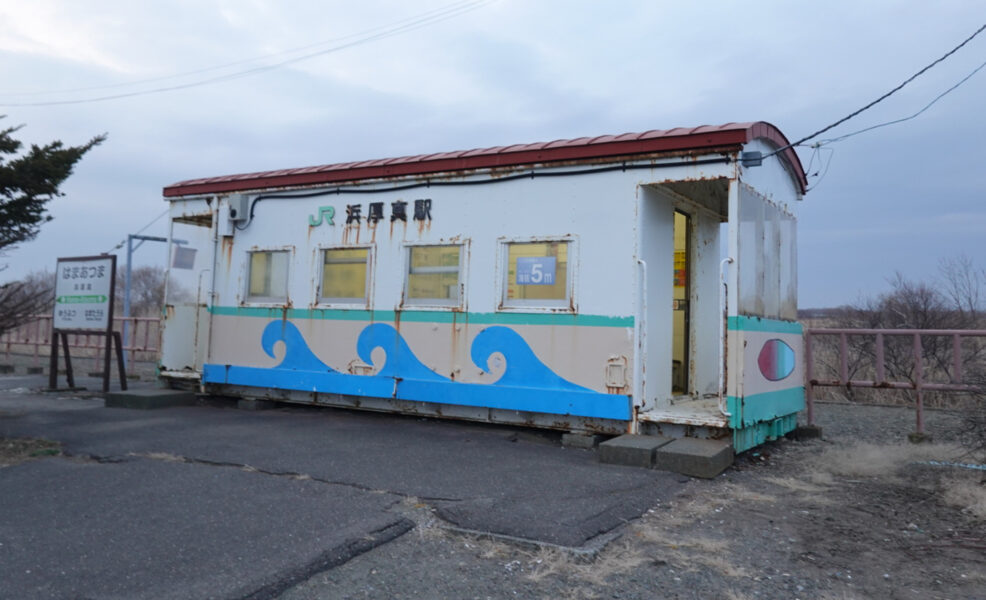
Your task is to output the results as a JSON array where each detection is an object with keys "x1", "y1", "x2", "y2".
[{"x1": 1, "y1": 0, "x2": 984, "y2": 308}]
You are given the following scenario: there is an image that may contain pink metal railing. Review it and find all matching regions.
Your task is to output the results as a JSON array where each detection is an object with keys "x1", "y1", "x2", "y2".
[
  {"x1": 1, "y1": 315, "x2": 161, "y2": 372},
  {"x1": 804, "y1": 328, "x2": 986, "y2": 435}
]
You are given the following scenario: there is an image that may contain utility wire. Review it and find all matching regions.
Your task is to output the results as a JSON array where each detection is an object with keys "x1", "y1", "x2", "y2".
[
  {"x1": 106, "y1": 208, "x2": 169, "y2": 253},
  {"x1": 0, "y1": 0, "x2": 493, "y2": 107},
  {"x1": 815, "y1": 56, "x2": 986, "y2": 146},
  {"x1": 766, "y1": 22, "x2": 986, "y2": 159},
  {"x1": 1, "y1": 0, "x2": 481, "y2": 98},
  {"x1": 804, "y1": 146, "x2": 835, "y2": 192}
]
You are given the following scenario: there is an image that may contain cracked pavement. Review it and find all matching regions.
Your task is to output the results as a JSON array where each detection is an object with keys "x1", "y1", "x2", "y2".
[{"x1": 0, "y1": 375, "x2": 683, "y2": 599}]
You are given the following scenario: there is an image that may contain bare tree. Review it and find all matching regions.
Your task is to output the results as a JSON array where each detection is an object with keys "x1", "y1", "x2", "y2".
[
  {"x1": 816, "y1": 259, "x2": 985, "y2": 405},
  {"x1": 114, "y1": 265, "x2": 193, "y2": 317},
  {"x1": 939, "y1": 254, "x2": 985, "y2": 321},
  {"x1": 0, "y1": 270, "x2": 55, "y2": 336},
  {"x1": 116, "y1": 266, "x2": 167, "y2": 317}
]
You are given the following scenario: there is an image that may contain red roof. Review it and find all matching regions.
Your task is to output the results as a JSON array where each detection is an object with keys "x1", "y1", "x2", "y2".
[{"x1": 163, "y1": 121, "x2": 806, "y2": 197}]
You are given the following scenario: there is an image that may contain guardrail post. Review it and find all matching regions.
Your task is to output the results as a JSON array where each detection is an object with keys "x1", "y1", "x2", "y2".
[
  {"x1": 839, "y1": 332, "x2": 848, "y2": 386},
  {"x1": 805, "y1": 331, "x2": 815, "y2": 426},
  {"x1": 951, "y1": 333, "x2": 962, "y2": 384},
  {"x1": 875, "y1": 332, "x2": 885, "y2": 385},
  {"x1": 913, "y1": 333, "x2": 924, "y2": 436}
]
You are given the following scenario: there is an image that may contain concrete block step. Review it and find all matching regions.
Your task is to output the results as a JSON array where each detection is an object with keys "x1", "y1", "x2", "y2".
[
  {"x1": 654, "y1": 437, "x2": 734, "y2": 479},
  {"x1": 105, "y1": 389, "x2": 198, "y2": 410},
  {"x1": 598, "y1": 434, "x2": 672, "y2": 468}
]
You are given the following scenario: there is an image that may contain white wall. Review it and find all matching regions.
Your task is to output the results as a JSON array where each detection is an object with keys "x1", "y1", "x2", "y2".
[
  {"x1": 213, "y1": 169, "x2": 649, "y2": 317},
  {"x1": 637, "y1": 185, "x2": 673, "y2": 408}
]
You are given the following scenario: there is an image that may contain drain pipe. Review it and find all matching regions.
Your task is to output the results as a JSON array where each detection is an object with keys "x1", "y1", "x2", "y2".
[
  {"x1": 632, "y1": 258, "x2": 647, "y2": 435},
  {"x1": 718, "y1": 257, "x2": 734, "y2": 417}
]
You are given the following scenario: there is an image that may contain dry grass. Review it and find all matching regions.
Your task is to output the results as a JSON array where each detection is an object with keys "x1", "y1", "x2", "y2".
[
  {"x1": 0, "y1": 437, "x2": 60, "y2": 466},
  {"x1": 525, "y1": 539, "x2": 652, "y2": 587},
  {"x1": 942, "y1": 474, "x2": 986, "y2": 520},
  {"x1": 641, "y1": 483, "x2": 776, "y2": 530},
  {"x1": 810, "y1": 442, "x2": 963, "y2": 479},
  {"x1": 762, "y1": 475, "x2": 829, "y2": 494},
  {"x1": 652, "y1": 536, "x2": 749, "y2": 578},
  {"x1": 137, "y1": 451, "x2": 186, "y2": 462},
  {"x1": 631, "y1": 513, "x2": 750, "y2": 578}
]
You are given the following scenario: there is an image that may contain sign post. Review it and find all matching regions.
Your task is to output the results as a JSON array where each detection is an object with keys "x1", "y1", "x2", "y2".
[{"x1": 49, "y1": 255, "x2": 126, "y2": 392}]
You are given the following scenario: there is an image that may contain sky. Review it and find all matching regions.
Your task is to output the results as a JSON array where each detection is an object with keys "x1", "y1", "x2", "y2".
[{"x1": 0, "y1": 0, "x2": 984, "y2": 308}]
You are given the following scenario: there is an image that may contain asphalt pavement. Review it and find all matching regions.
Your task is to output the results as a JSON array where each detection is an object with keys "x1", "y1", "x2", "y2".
[{"x1": 0, "y1": 374, "x2": 683, "y2": 599}]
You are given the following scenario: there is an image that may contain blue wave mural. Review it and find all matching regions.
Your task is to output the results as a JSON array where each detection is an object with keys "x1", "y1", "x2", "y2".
[
  {"x1": 203, "y1": 320, "x2": 630, "y2": 421},
  {"x1": 471, "y1": 326, "x2": 594, "y2": 392},
  {"x1": 357, "y1": 323, "x2": 449, "y2": 382},
  {"x1": 262, "y1": 320, "x2": 335, "y2": 372}
]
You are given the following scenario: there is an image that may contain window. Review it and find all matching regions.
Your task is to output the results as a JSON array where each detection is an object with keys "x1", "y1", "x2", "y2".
[
  {"x1": 247, "y1": 250, "x2": 289, "y2": 302},
  {"x1": 320, "y1": 247, "x2": 370, "y2": 305},
  {"x1": 404, "y1": 244, "x2": 462, "y2": 307},
  {"x1": 501, "y1": 239, "x2": 572, "y2": 309}
]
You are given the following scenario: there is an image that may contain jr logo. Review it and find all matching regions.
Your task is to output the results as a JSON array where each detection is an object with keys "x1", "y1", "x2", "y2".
[{"x1": 308, "y1": 206, "x2": 335, "y2": 227}]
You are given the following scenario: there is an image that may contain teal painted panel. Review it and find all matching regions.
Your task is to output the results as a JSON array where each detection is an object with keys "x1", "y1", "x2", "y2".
[
  {"x1": 208, "y1": 305, "x2": 633, "y2": 328},
  {"x1": 728, "y1": 316, "x2": 802, "y2": 335},
  {"x1": 728, "y1": 387, "x2": 804, "y2": 428},
  {"x1": 726, "y1": 396, "x2": 743, "y2": 429},
  {"x1": 732, "y1": 414, "x2": 797, "y2": 453}
]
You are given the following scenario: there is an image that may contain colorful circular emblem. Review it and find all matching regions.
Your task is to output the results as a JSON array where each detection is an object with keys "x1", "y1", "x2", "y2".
[{"x1": 757, "y1": 339, "x2": 795, "y2": 381}]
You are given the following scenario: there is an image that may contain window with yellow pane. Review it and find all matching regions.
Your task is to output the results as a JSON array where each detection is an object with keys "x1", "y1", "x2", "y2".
[
  {"x1": 247, "y1": 250, "x2": 289, "y2": 303},
  {"x1": 501, "y1": 240, "x2": 571, "y2": 309},
  {"x1": 404, "y1": 244, "x2": 462, "y2": 307},
  {"x1": 320, "y1": 247, "x2": 370, "y2": 304}
]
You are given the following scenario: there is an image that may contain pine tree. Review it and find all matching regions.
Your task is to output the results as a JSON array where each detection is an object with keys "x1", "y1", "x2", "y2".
[
  {"x1": 0, "y1": 117, "x2": 105, "y2": 334},
  {"x1": 0, "y1": 117, "x2": 105, "y2": 258}
]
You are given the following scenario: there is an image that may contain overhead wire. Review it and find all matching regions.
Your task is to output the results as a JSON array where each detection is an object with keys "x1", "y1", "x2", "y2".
[
  {"x1": 0, "y1": 0, "x2": 494, "y2": 107},
  {"x1": 814, "y1": 56, "x2": 986, "y2": 146},
  {"x1": 804, "y1": 147, "x2": 834, "y2": 192},
  {"x1": 105, "y1": 208, "x2": 169, "y2": 253},
  {"x1": 1, "y1": 0, "x2": 481, "y2": 98},
  {"x1": 765, "y1": 22, "x2": 986, "y2": 159}
]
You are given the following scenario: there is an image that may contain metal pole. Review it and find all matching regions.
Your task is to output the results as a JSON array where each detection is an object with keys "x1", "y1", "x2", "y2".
[
  {"x1": 913, "y1": 333, "x2": 924, "y2": 436},
  {"x1": 804, "y1": 331, "x2": 814, "y2": 426},
  {"x1": 123, "y1": 234, "x2": 134, "y2": 370}
]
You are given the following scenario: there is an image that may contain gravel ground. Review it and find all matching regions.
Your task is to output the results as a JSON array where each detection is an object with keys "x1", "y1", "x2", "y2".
[
  {"x1": 4, "y1": 392, "x2": 983, "y2": 599},
  {"x1": 280, "y1": 401, "x2": 986, "y2": 600}
]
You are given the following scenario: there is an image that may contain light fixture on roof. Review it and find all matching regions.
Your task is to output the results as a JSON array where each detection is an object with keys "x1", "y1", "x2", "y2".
[{"x1": 740, "y1": 151, "x2": 763, "y2": 167}]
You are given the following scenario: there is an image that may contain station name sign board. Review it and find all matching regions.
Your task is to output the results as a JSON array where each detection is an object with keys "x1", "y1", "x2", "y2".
[{"x1": 53, "y1": 255, "x2": 116, "y2": 330}]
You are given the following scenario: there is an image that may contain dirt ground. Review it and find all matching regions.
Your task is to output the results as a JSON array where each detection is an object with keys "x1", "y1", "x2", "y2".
[
  {"x1": 280, "y1": 403, "x2": 986, "y2": 600},
  {"x1": 4, "y1": 401, "x2": 984, "y2": 599}
]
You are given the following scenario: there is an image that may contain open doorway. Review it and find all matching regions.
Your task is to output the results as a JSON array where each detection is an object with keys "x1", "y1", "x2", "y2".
[{"x1": 672, "y1": 210, "x2": 690, "y2": 395}]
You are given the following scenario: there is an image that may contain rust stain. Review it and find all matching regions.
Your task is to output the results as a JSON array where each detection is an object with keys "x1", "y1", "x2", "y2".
[{"x1": 221, "y1": 236, "x2": 234, "y2": 267}]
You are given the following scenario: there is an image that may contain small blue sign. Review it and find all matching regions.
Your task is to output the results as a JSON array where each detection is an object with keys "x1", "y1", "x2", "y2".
[{"x1": 516, "y1": 256, "x2": 556, "y2": 285}]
